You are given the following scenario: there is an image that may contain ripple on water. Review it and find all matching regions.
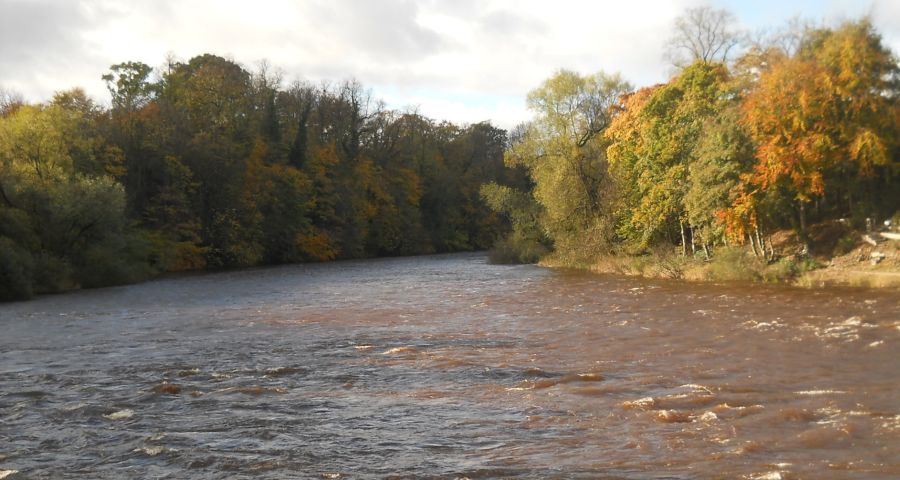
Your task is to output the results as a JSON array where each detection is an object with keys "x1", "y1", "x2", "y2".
[
  {"x1": 212, "y1": 386, "x2": 288, "y2": 396},
  {"x1": 1, "y1": 253, "x2": 898, "y2": 478}
]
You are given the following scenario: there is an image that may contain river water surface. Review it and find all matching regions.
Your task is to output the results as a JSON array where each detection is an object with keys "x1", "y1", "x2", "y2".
[{"x1": 1, "y1": 253, "x2": 898, "y2": 479}]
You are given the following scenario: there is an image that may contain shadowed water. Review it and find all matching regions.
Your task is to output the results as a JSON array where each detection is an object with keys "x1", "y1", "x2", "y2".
[{"x1": 1, "y1": 253, "x2": 898, "y2": 478}]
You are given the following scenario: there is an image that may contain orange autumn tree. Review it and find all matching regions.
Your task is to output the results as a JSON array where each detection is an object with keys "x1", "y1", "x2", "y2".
[
  {"x1": 732, "y1": 18, "x2": 899, "y2": 249},
  {"x1": 805, "y1": 19, "x2": 899, "y2": 211},
  {"x1": 735, "y1": 54, "x2": 836, "y2": 247}
]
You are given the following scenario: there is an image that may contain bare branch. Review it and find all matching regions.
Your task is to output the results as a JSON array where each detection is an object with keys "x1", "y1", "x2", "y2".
[
  {"x1": 665, "y1": 7, "x2": 744, "y2": 67},
  {"x1": 0, "y1": 87, "x2": 24, "y2": 116}
]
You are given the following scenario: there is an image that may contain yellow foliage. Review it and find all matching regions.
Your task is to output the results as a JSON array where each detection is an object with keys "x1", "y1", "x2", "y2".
[
  {"x1": 0, "y1": 105, "x2": 74, "y2": 181},
  {"x1": 296, "y1": 231, "x2": 338, "y2": 261},
  {"x1": 849, "y1": 129, "x2": 888, "y2": 175}
]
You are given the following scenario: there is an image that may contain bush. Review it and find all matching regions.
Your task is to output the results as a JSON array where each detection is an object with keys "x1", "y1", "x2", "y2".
[
  {"x1": 31, "y1": 253, "x2": 75, "y2": 294},
  {"x1": 762, "y1": 256, "x2": 823, "y2": 283},
  {"x1": 705, "y1": 247, "x2": 763, "y2": 282},
  {"x1": 75, "y1": 236, "x2": 156, "y2": 288},
  {"x1": 0, "y1": 237, "x2": 35, "y2": 301},
  {"x1": 488, "y1": 233, "x2": 549, "y2": 264},
  {"x1": 833, "y1": 234, "x2": 859, "y2": 256},
  {"x1": 654, "y1": 255, "x2": 686, "y2": 279},
  {"x1": 762, "y1": 257, "x2": 798, "y2": 282}
]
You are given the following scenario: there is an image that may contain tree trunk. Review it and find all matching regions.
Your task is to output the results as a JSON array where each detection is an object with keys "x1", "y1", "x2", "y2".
[
  {"x1": 797, "y1": 201, "x2": 810, "y2": 255},
  {"x1": 799, "y1": 201, "x2": 807, "y2": 233},
  {"x1": 689, "y1": 225, "x2": 696, "y2": 256},
  {"x1": 0, "y1": 181, "x2": 13, "y2": 208},
  {"x1": 748, "y1": 233, "x2": 759, "y2": 257},
  {"x1": 755, "y1": 227, "x2": 765, "y2": 261},
  {"x1": 680, "y1": 221, "x2": 688, "y2": 257}
]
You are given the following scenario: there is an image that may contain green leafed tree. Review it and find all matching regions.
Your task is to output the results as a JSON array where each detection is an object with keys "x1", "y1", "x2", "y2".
[
  {"x1": 0, "y1": 103, "x2": 153, "y2": 299},
  {"x1": 684, "y1": 106, "x2": 755, "y2": 256},
  {"x1": 507, "y1": 69, "x2": 632, "y2": 258},
  {"x1": 607, "y1": 61, "x2": 731, "y2": 254}
]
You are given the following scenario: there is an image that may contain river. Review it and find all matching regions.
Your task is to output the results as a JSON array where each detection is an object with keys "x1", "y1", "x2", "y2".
[{"x1": 1, "y1": 253, "x2": 898, "y2": 478}]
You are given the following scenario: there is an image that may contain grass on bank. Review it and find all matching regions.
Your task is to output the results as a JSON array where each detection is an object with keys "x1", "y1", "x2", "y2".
[
  {"x1": 526, "y1": 221, "x2": 900, "y2": 288},
  {"x1": 542, "y1": 247, "x2": 821, "y2": 284}
]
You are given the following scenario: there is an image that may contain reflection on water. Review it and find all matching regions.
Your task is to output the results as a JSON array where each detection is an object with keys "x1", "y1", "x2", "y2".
[{"x1": 1, "y1": 253, "x2": 898, "y2": 478}]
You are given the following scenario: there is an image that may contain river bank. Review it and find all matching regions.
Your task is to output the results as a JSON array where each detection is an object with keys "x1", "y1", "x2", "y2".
[{"x1": 540, "y1": 226, "x2": 900, "y2": 289}]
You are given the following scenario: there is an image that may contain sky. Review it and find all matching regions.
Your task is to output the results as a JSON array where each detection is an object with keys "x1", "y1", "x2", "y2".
[{"x1": 1, "y1": 0, "x2": 898, "y2": 129}]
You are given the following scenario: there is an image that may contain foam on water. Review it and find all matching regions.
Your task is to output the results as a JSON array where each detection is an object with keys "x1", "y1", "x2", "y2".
[
  {"x1": 1, "y1": 252, "x2": 897, "y2": 478},
  {"x1": 103, "y1": 409, "x2": 134, "y2": 420}
]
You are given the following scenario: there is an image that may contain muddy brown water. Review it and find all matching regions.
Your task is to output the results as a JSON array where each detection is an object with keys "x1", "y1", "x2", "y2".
[{"x1": 1, "y1": 253, "x2": 898, "y2": 479}]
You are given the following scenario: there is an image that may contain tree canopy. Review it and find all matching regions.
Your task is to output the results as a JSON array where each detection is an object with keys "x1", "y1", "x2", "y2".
[
  {"x1": 0, "y1": 55, "x2": 517, "y2": 300},
  {"x1": 484, "y1": 15, "x2": 899, "y2": 264}
]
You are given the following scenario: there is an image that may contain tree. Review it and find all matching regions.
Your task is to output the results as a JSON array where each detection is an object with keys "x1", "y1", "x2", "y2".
[
  {"x1": 803, "y1": 18, "x2": 899, "y2": 218},
  {"x1": 165, "y1": 54, "x2": 253, "y2": 138},
  {"x1": 736, "y1": 19, "x2": 899, "y2": 248},
  {"x1": 738, "y1": 55, "x2": 834, "y2": 247},
  {"x1": 607, "y1": 62, "x2": 730, "y2": 254},
  {"x1": 440, "y1": 122, "x2": 509, "y2": 250},
  {"x1": 51, "y1": 88, "x2": 124, "y2": 177},
  {"x1": 3, "y1": 52, "x2": 533, "y2": 299},
  {"x1": 103, "y1": 62, "x2": 163, "y2": 214},
  {"x1": 103, "y1": 62, "x2": 155, "y2": 113},
  {"x1": 666, "y1": 7, "x2": 743, "y2": 67},
  {"x1": 0, "y1": 102, "x2": 152, "y2": 298},
  {"x1": 0, "y1": 87, "x2": 24, "y2": 117},
  {"x1": 509, "y1": 70, "x2": 632, "y2": 257},
  {"x1": 684, "y1": 106, "x2": 755, "y2": 256},
  {"x1": 140, "y1": 155, "x2": 206, "y2": 271},
  {"x1": 0, "y1": 105, "x2": 74, "y2": 181},
  {"x1": 480, "y1": 180, "x2": 548, "y2": 263},
  {"x1": 241, "y1": 139, "x2": 318, "y2": 263},
  {"x1": 285, "y1": 82, "x2": 315, "y2": 168}
]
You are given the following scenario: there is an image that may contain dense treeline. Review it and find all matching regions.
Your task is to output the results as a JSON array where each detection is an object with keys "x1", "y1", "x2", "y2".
[
  {"x1": 484, "y1": 13, "x2": 899, "y2": 269},
  {"x1": 0, "y1": 55, "x2": 518, "y2": 300},
  {"x1": 2, "y1": 12, "x2": 897, "y2": 300}
]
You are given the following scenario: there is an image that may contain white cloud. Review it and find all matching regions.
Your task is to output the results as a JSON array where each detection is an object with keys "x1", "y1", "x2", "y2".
[{"x1": 0, "y1": 0, "x2": 896, "y2": 129}]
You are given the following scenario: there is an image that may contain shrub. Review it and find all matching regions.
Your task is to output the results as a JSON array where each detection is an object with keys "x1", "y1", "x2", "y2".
[
  {"x1": 762, "y1": 257, "x2": 799, "y2": 283},
  {"x1": 0, "y1": 237, "x2": 35, "y2": 301},
  {"x1": 488, "y1": 233, "x2": 549, "y2": 264},
  {"x1": 833, "y1": 234, "x2": 859, "y2": 256},
  {"x1": 705, "y1": 247, "x2": 763, "y2": 282},
  {"x1": 31, "y1": 253, "x2": 75, "y2": 293},
  {"x1": 75, "y1": 236, "x2": 156, "y2": 288},
  {"x1": 762, "y1": 256, "x2": 823, "y2": 283}
]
